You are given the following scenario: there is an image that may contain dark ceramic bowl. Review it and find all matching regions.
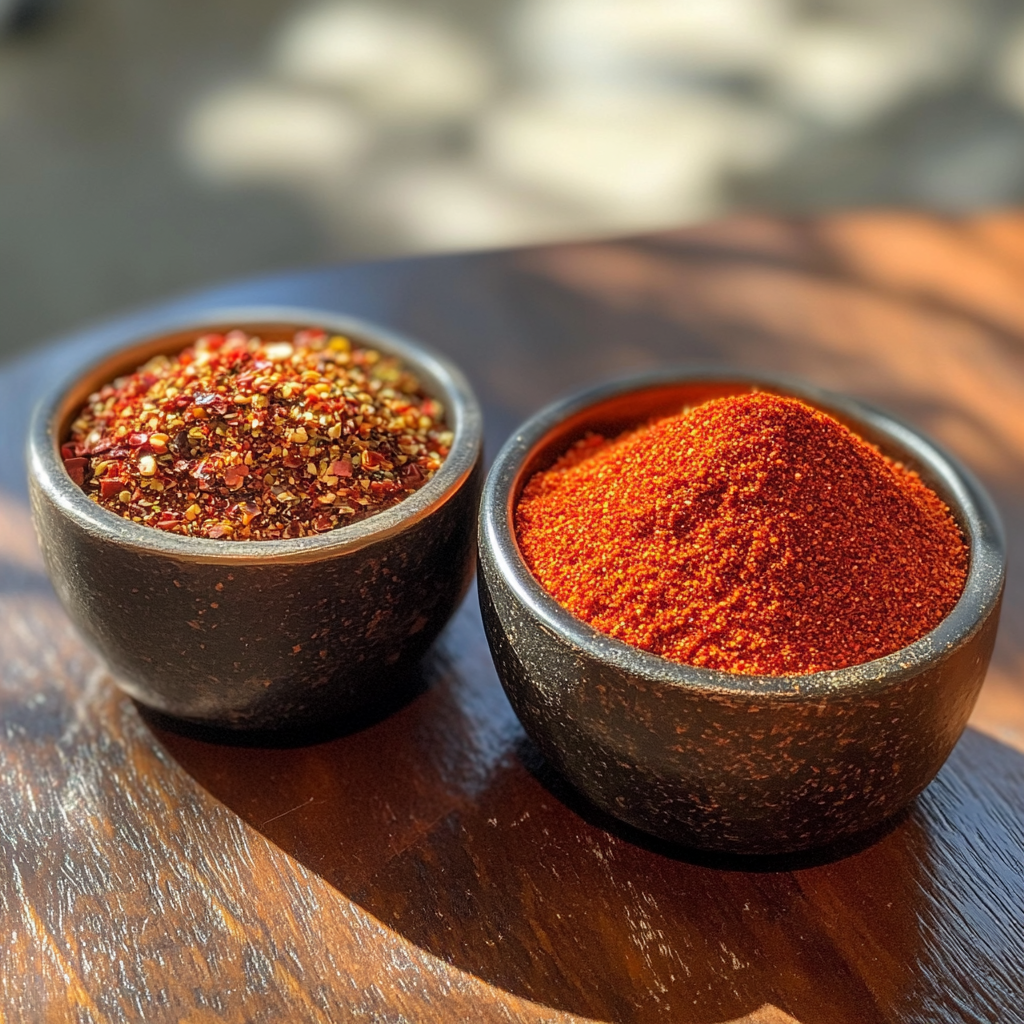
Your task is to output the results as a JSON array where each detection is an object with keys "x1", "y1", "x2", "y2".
[
  {"x1": 478, "y1": 370, "x2": 1005, "y2": 854},
  {"x1": 28, "y1": 308, "x2": 483, "y2": 731}
]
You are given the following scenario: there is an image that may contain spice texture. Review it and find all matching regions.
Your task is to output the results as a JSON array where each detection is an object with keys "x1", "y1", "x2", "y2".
[
  {"x1": 515, "y1": 393, "x2": 968, "y2": 675},
  {"x1": 65, "y1": 328, "x2": 450, "y2": 540}
]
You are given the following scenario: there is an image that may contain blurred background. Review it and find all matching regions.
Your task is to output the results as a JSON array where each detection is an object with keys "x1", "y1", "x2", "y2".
[{"x1": 3, "y1": 0, "x2": 1024, "y2": 361}]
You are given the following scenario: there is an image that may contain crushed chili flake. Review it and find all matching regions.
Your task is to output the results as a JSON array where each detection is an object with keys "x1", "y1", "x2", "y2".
[
  {"x1": 66, "y1": 328, "x2": 452, "y2": 540},
  {"x1": 515, "y1": 392, "x2": 969, "y2": 676}
]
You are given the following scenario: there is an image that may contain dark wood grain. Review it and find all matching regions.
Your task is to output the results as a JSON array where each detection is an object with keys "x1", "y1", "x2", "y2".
[{"x1": 3, "y1": 212, "x2": 1024, "y2": 1022}]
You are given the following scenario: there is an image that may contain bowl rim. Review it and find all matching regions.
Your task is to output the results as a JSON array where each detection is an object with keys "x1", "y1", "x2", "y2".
[
  {"x1": 480, "y1": 368, "x2": 1006, "y2": 699},
  {"x1": 27, "y1": 306, "x2": 482, "y2": 565}
]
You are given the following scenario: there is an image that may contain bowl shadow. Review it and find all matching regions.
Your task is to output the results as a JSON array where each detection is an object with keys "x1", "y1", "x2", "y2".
[{"x1": 145, "y1": 598, "x2": 1024, "y2": 1024}]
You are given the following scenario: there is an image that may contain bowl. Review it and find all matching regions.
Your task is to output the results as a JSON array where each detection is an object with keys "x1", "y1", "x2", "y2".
[
  {"x1": 28, "y1": 307, "x2": 483, "y2": 731},
  {"x1": 477, "y1": 369, "x2": 1005, "y2": 854}
]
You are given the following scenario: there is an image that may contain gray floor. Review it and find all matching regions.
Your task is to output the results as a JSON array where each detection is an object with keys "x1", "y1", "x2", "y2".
[{"x1": 3, "y1": 0, "x2": 1024, "y2": 362}]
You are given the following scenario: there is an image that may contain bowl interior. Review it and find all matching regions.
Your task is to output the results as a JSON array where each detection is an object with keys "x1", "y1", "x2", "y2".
[
  {"x1": 55, "y1": 320, "x2": 455, "y2": 451},
  {"x1": 489, "y1": 371, "x2": 1004, "y2": 692},
  {"x1": 35, "y1": 312, "x2": 481, "y2": 563}
]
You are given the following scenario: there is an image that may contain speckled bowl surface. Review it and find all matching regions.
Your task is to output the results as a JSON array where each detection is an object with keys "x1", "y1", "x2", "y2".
[
  {"x1": 478, "y1": 370, "x2": 1005, "y2": 854},
  {"x1": 28, "y1": 307, "x2": 483, "y2": 731}
]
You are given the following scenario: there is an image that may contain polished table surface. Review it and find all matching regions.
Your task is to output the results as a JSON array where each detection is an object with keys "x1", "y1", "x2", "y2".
[{"x1": 3, "y1": 213, "x2": 1024, "y2": 1023}]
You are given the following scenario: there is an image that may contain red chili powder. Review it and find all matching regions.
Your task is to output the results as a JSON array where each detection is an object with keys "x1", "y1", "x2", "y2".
[{"x1": 514, "y1": 392, "x2": 969, "y2": 676}]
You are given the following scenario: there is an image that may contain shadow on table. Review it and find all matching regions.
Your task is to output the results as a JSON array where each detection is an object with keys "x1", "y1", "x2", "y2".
[{"x1": 145, "y1": 600, "x2": 1024, "y2": 1024}]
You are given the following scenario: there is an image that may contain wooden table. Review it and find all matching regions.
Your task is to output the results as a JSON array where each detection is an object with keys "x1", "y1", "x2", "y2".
[{"x1": 3, "y1": 213, "x2": 1024, "y2": 1023}]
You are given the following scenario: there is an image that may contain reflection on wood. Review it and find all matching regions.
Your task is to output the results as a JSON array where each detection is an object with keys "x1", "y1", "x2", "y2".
[
  {"x1": 3, "y1": 213, "x2": 1024, "y2": 1021},
  {"x1": 722, "y1": 1008, "x2": 804, "y2": 1024}
]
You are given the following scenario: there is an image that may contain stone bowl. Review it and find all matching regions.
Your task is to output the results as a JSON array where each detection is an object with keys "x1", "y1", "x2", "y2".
[
  {"x1": 477, "y1": 369, "x2": 1005, "y2": 855},
  {"x1": 28, "y1": 308, "x2": 483, "y2": 732}
]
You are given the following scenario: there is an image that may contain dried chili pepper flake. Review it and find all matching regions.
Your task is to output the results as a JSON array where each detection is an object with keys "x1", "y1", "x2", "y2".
[
  {"x1": 63, "y1": 457, "x2": 88, "y2": 486},
  {"x1": 234, "y1": 502, "x2": 261, "y2": 526},
  {"x1": 223, "y1": 464, "x2": 250, "y2": 490},
  {"x1": 65, "y1": 327, "x2": 446, "y2": 539},
  {"x1": 194, "y1": 392, "x2": 231, "y2": 416},
  {"x1": 99, "y1": 478, "x2": 126, "y2": 500},
  {"x1": 515, "y1": 393, "x2": 968, "y2": 677}
]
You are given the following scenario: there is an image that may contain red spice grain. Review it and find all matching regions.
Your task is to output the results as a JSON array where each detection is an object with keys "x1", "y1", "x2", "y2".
[
  {"x1": 515, "y1": 392, "x2": 968, "y2": 676},
  {"x1": 65, "y1": 328, "x2": 451, "y2": 540}
]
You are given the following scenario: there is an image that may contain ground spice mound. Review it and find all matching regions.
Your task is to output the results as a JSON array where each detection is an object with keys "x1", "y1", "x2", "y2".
[
  {"x1": 515, "y1": 393, "x2": 969, "y2": 676},
  {"x1": 65, "y1": 327, "x2": 451, "y2": 540}
]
